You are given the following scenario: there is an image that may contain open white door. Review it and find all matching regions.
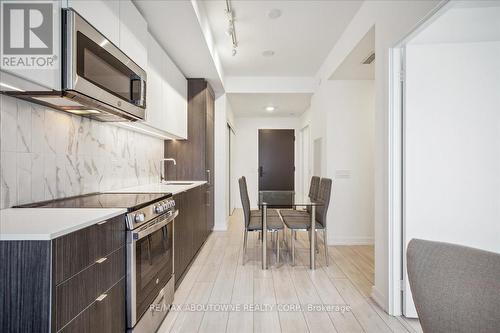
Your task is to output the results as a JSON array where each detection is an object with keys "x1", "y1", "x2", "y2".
[{"x1": 401, "y1": 2, "x2": 500, "y2": 318}]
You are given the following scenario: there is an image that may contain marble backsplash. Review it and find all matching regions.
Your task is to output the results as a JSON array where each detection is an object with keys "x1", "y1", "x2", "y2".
[{"x1": 0, "y1": 95, "x2": 164, "y2": 209}]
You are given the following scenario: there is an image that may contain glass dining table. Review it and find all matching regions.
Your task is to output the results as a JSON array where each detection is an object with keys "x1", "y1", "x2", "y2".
[{"x1": 258, "y1": 195, "x2": 324, "y2": 270}]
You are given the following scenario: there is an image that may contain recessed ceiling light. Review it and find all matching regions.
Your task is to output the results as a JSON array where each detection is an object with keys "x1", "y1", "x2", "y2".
[
  {"x1": 265, "y1": 106, "x2": 276, "y2": 112},
  {"x1": 267, "y1": 9, "x2": 282, "y2": 19},
  {"x1": 262, "y1": 50, "x2": 275, "y2": 57}
]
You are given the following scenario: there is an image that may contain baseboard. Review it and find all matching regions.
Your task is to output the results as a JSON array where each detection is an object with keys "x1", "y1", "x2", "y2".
[
  {"x1": 371, "y1": 286, "x2": 388, "y2": 311},
  {"x1": 328, "y1": 237, "x2": 374, "y2": 245}
]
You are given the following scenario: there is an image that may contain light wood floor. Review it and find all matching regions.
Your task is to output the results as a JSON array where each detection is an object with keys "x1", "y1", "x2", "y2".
[{"x1": 159, "y1": 209, "x2": 422, "y2": 333}]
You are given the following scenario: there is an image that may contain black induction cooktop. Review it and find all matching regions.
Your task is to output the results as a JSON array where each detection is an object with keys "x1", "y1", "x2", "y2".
[{"x1": 16, "y1": 192, "x2": 172, "y2": 211}]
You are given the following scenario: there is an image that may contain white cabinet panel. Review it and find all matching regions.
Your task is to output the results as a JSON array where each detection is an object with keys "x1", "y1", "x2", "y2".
[
  {"x1": 66, "y1": 0, "x2": 120, "y2": 46},
  {"x1": 145, "y1": 34, "x2": 164, "y2": 128},
  {"x1": 119, "y1": 0, "x2": 148, "y2": 70},
  {"x1": 163, "y1": 55, "x2": 188, "y2": 139},
  {"x1": 138, "y1": 32, "x2": 187, "y2": 139}
]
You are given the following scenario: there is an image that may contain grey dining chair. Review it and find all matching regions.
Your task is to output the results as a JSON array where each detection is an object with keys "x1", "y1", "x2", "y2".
[
  {"x1": 280, "y1": 178, "x2": 332, "y2": 266},
  {"x1": 280, "y1": 176, "x2": 320, "y2": 218},
  {"x1": 239, "y1": 177, "x2": 283, "y2": 265},
  {"x1": 407, "y1": 239, "x2": 500, "y2": 333}
]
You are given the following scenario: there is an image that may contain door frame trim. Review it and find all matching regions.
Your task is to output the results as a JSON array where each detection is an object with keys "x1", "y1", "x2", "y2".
[{"x1": 387, "y1": 0, "x2": 450, "y2": 316}]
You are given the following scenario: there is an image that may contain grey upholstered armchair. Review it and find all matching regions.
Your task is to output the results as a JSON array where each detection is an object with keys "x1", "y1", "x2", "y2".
[{"x1": 407, "y1": 239, "x2": 500, "y2": 333}]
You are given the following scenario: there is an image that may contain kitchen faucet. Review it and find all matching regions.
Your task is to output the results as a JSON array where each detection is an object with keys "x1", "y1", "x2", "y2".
[{"x1": 160, "y1": 158, "x2": 176, "y2": 183}]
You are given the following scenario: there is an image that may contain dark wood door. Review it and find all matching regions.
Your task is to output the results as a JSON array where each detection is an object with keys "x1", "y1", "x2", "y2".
[
  {"x1": 165, "y1": 79, "x2": 207, "y2": 180},
  {"x1": 193, "y1": 186, "x2": 206, "y2": 253},
  {"x1": 174, "y1": 191, "x2": 192, "y2": 284},
  {"x1": 258, "y1": 129, "x2": 295, "y2": 191}
]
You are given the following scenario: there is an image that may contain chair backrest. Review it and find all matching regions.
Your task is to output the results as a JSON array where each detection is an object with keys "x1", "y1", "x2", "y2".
[
  {"x1": 407, "y1": 239, "x2": 500, "y2": 333},
  {"x1": 309, "y1": 176, "x2": 321, "y2": 200},
  {"x1": 315, "y1": 178, "x2": 332, "y2": 226},
  {"x1": 238, "y1": 177, "x2": 251, "y2": 227},
  {"x1": 306, "y1": 176, "x2": 321, "y2": 213}
]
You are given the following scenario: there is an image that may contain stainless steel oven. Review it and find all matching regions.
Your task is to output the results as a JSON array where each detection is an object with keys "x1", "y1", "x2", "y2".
[
  {"x1": 127, "y1": 208, "x2": 177, "y2": 332},
  {"x1": 3, "y1": 8, "x2": 147, "y2": 122}
]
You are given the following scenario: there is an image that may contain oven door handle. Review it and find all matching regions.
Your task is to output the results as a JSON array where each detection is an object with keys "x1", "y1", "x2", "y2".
[{"x1": 133, "y1": 210, "x2": 178, "y2": 241}]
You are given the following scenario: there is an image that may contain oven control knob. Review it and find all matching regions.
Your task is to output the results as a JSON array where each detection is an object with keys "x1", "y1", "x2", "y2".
[
  {"x1": 154, "y1": 205, "x2": 163, "y2": 214},
  {"x1": 162, "y1": 203, "x2": 168, "y2": 211},
  {"x1": 135, "y1": 213, "x2": 145, "y2": 223}
]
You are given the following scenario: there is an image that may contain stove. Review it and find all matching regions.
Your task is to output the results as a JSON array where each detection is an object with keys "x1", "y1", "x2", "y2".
[
  {"x1": 17, "y1": 192, "x2": 174, "y2": 229},
  {"x1": 17, "y1": 192, "x2": 170, "y2": 210},
  {"x1": 17, "y1": 191, "x2": 177, "y2": 332}
]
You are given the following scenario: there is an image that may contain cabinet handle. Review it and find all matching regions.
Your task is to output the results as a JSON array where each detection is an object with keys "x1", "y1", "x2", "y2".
[
  {"x1": 206, "y1": 170, "x2": 211, "y2": 185},
  {"x1": 97, "y1": 220, "x2": 108, "y2": 225},
  {"x1": 96, "y1": 294, "x2": 107, "y2": 302},
  {"x1": 95, "y1": 257, "x2": 107, "y2": 264}
]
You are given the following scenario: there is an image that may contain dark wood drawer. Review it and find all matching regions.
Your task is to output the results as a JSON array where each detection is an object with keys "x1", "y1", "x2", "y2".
[
  {"x1": 58, "y1": 278, "x2": 126, "y2": 333},
  {"x1": 55, "y1": 247, "x2": 125, "y2": 331},
  {"x1": 53, "y1": 214, "x2": 125, "y2": 284},
  {"x1": 96, "y1": 214, "x2": 126, "y2": 259}
]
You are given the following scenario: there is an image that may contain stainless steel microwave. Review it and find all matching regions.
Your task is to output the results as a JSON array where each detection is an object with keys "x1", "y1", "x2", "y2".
[{"x1": 3, "y1": 9, "x2": 147, "y2": 122}]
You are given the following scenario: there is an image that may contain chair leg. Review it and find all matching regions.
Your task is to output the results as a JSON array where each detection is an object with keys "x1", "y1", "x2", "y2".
[
  {"x1": 315, "y1": 230, "x2": 319, "y2": 254},
  {"x1": 291, "y1": 230, "x2": 296, "y2": 266},
  {"x1": 276, "y1": 231, "x2": 280, "y2": 264},
  {"x1": 243, "y1": 230, "x2": 248, "y2": 265},
  {"x1": 323, "y1": 229, "x2": 328, "y2": 266}
]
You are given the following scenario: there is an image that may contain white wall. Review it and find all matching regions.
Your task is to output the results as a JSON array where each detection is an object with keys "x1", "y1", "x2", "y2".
[
  {"x1": 306, "y1": 0, "x2": 442, "y2": 313},
  {"x1": 233, "y1": 116, "x2": 300, "y2": 209},
  {"x1": 405, "y1": 41, "x2": 500, "y2": 251},
  {"x1": 214, "y1": 94, "x2": 235, "y2": 230},
  {"x1": 323, "y1": 80, "x2": 375, "y2": 245}
]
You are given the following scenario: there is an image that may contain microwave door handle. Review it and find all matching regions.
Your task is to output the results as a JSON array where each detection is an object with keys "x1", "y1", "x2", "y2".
[{"x1": 131, "y1": 74, "x2": 146, "y2": 107}]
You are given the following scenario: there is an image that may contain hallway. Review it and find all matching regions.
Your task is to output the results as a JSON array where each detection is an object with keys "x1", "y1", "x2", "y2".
[{"x1": 159, "y1": 210, "x2": 421, "y2": 333}]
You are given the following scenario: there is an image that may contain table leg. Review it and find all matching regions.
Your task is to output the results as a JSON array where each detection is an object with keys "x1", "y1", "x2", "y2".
[
  {"x1": 262, "y1": 203, "x2": 267, "y2": 270},
  {"x1": 310, "y1": 205, "x2": 316, "y2": 270}
]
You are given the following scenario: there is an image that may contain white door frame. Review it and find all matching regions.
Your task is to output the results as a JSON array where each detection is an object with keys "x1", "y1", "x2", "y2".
[
  {"x1": 299, "y1": 125, "x2": 311, "y2": 202},
  {"x1": 387, "y1": 0, "x2": 450, "y2": 316}
]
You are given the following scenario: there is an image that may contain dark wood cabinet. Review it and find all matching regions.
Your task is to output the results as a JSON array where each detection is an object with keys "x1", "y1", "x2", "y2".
[
  {"x1": 0, "y1": 215, "x2": 126, "y2": 333},
  {"x1": 165, "y1": 78, "x2": 214, "y2": 240},
  {"x1": 53, "y1": 214, "x2": 125, "y2": 285},
  {"x1": 59, "y1": 278, "x2": 125, "y2": 333},
  {"x1": 205, "y1": 88, "x2": 215, "y2": 235},
  {"x1": 173, "y1": 184, "x2": 211, "y2": 287}
]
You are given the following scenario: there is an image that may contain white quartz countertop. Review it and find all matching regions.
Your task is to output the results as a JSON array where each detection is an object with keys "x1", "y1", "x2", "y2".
[
  {"x1": 0, "y1": 182, "x2": 206, "y2": 241},
  {"x1": 0, "y1": 208, "x2": 127, "y2": 241},
  {"x1": 108, "y1": 181, "x2": 207, "y2": 195}
]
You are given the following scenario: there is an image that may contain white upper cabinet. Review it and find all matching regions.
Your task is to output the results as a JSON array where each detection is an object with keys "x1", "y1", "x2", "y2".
[
  {"x1": 142, "y1": 32, "x2": 188, "y2": 139},
  {"x1": 119, "y1": 0, "x2": 148, "y2": 70},
  {"x1": 66, "y1": 0, "x2": 120, "y2": 46},
  {"x1": 163, "y1": 52, "x2": 188, "y2": 139},
  {"x1": 145, "y1": 34, "x2": 164, "y2": 129}
]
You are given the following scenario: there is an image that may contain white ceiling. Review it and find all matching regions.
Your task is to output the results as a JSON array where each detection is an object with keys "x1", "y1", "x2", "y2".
[
  {"x1": 410, "y1": 3, "x2": 500, "y2": 44},
  {"x1": 134, "y1": 0, "x2": 224, "y2": 94},
  {"x1": 227, "y1": 93, "x2": 312, "y2": 117},
  {"x1": 202, "y1": 0, "x2": 363, "y2": 76},
  {"x1": 330, "y1": 27, "x2": 375, "y2": 80}
]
